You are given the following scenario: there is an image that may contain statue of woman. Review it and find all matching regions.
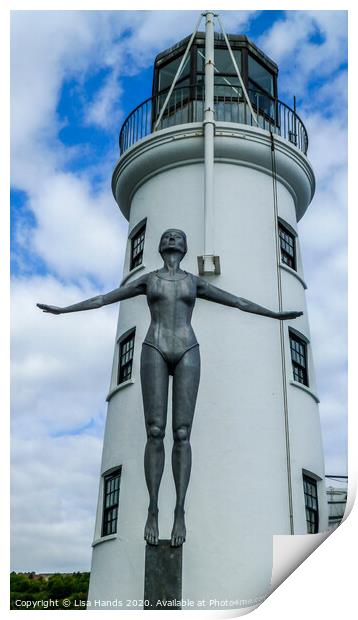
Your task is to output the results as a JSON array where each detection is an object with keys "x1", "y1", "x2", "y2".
[{"x1": 37, "y1": 229, "x2": 302, "y2": 547}]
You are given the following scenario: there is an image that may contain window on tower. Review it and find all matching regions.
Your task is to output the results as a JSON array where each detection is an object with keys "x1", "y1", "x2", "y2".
[
  {"x1": 158, "y1": 53, "x2": 190, "y2": 92},
  {"x1": 248, "y1": 54, "x2": 274, "y2": 96},
  {"x1": 118, "y1": 329, "x2": 136, "y2": 385},
  {"x1": 289, "y1": 331, "x2": 308, "y2": 387},
  {"x1": 303, "y1": 474, "x2": 319, "y2": 533},
  {"x1": 130, "y1": 222, "x2": 146, "y2": 271},
  {"x1": 102, "y1": 467, "x2": 122, "y2": 537},
  {"x1": 278, "y1": 222, "x2": 296, "y2": 270},
  {"x1": 196, "y1": 47, "x2": 243, "y2": 99},
  {"x1": 247, "y1": 53, "x2": 276, "y2": 119}
]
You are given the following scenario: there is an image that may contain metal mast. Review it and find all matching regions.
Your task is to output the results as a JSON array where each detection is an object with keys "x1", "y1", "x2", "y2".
[{"x1": 198, "y1": 11, "x2": 220, "y2": 275}]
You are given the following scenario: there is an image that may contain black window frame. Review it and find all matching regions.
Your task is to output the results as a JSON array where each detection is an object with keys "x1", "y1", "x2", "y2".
[
  {"x1": 102, "y1": 467, "x2": 122, "y2": 537},
  {"x1": 278, "y1": 221, "x2": 296, "y2": 271},
  {"x1": 117, "y1": 328, "x2": 136, "y2": 385},
  {"x1": 303, "y1": 474, "x2": 319, "y2": 534},
  {"x1": 130, "y1": 221, "x2": 146, "y2": 271},
  {"x1": 289, "y1": 330, "x2": 309, "y2": 387}
]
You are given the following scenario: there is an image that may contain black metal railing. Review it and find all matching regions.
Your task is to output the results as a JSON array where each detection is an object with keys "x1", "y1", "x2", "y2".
[{"x1": 119, "y1": 83, "x2": 308, "y2": 155}]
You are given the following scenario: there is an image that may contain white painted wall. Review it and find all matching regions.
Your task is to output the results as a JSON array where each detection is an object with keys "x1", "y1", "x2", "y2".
[{"x1": 88, "y1": 123, "x2": 327, "y2": 609}]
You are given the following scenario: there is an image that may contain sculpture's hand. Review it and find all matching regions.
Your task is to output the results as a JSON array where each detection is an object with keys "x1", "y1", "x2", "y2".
[
  {"x1": 276, "y1": 310, "x2": 303, "y2": 320},
  {"x1": 36, "y1": 303, "x2": 63, "y2": 315},
  {"x1": 196, "y1": 279, "x2": 304, "y2": 321}
]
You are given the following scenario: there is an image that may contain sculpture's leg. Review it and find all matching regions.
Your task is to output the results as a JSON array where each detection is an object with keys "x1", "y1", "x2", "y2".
[
  {"x1": 141, "y1": 344, "x2": 169, "y2": 545},
  {"x1": 171, "y1": 346, "x2": 200, "y2": 546}
]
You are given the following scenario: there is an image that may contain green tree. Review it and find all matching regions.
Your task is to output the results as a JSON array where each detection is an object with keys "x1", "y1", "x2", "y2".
[{"x1": 10, "y1": 572, "x2": 90, "y2": 610}]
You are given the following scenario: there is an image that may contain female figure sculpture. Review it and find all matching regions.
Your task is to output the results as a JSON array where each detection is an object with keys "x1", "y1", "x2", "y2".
[{"x1": 37, "y1": 229, "x2": 302, "y2": 547}]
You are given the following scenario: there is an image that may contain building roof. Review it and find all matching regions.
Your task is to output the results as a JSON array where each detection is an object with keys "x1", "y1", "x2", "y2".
[{"x1": 154, "y1": 32, "x2": 278, "y2": 74}]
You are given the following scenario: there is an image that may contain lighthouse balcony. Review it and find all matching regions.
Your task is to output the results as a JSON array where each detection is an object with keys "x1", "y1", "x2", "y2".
[{"x1": 119, "y1": 83, "x2": 309, "y2": 156}]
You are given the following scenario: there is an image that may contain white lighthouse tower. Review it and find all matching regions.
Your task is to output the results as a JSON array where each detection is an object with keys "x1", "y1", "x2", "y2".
[{"x1": 88, "y1": 13, "x2": 328, "y2": 610}]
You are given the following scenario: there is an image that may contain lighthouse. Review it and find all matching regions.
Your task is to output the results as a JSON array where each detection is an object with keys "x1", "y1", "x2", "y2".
[{"x1": 87, "y1": 13, "x2": 328, "y2": 609}]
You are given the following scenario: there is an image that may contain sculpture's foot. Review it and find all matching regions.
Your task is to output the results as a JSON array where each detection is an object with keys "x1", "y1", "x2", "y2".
[
  {"x1": 171, "y1": 507, "x2": 186, "y2": 547},
  {"x1": 144, "y1": 509, "x2": 159, "y2": 545}
]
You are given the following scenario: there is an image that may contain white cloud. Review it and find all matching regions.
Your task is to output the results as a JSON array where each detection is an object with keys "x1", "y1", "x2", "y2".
[
  {"x1": 27, "y1": 173, "x2": 126, "y2": 286},
  {"x1": 11, "y1": 9, "x2": 259, "y2": 287},
  {"x1": 304, "y1": 114, "x2": 347, "y2": 182},
  {"x1": 258, "y1": 11, "x2": 348, "y2": 96},
  {"x1": 121, "y1": 10, "x2": 257, "y2": 68},
  {"x1": 11, "y1": 11, "x2": 99, "y2": 162},
  {"x1": 11, "y1": 275, "x2": 118, "y2": 437},
  {"x1": 298, "y1": 113, "x2": 347, "y2": 474},
  {"x1": 310, "y1": 70, "x2": 348, "y2": 117},
  {"x1": 11, "y1": 434, "x2": 102, "y2": 572},
  {"x1": 11, "y1": 12, "x2": 127, "y2": 288},
  {"x1": 85, "y1": 71, "x2": 124, "y2": 129},
  {"x1": 10, "y1": 273, "x2": 121, "y2": 570},
  {"x1": 259, "y1": 11, "x2": 316, "y2": 59}
]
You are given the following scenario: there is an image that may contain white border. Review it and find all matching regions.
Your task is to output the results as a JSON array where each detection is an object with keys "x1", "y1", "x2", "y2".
[{"x1": 4, "y1": 2, "x2": 355, "y2": 619}]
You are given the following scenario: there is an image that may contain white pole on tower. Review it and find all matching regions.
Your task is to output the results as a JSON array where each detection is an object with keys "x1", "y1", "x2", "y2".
[{"x1": 199, "y1": 10, "x2": 220, "y2": 275}]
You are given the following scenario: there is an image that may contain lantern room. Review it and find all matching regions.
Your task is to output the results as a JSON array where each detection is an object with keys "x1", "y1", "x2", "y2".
[{"x1": 153, "y1": 32, "x2": 278, "y2": 121}]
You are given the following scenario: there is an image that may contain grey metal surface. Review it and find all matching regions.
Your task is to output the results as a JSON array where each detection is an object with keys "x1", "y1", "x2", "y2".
[
  {"x1": 144, "y1": 540, "x2": 182, "y2": 610},
  {"x1": 37, "y1": 229, "x2": 302, "y2": 548}
]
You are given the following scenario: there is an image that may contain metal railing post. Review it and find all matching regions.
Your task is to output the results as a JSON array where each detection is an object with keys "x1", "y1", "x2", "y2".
[{"x1": 118, "y1": 88, "x2": 308, "y2": 156}]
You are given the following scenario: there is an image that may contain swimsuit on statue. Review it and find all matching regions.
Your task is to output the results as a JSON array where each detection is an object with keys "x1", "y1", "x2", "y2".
[{"x1": 142, "y1": 270, "x2": 199, "y2": 374}]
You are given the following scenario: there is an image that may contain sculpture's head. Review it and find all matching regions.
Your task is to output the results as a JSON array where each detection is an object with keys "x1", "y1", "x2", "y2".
[{"x1": 158, "y1": 229, "x2": 187, "y2": 259}]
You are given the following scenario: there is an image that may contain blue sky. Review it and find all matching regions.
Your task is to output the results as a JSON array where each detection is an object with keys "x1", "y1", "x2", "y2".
[{"x1": 10, "y1": 10, "x2": 347, "y2": 572}]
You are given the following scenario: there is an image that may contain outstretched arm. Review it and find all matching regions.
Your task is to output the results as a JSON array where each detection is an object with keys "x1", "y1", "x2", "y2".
[
  {"x1": 196, "y1": 277, "x2": 302, "y2": 320},
  {"x1": 37, "y1": 274, "x2": 148, "y2": 315}
]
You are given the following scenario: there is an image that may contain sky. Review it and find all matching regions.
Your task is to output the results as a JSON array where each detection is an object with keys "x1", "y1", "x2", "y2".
[{"x1": 10, "y1": 10, "x2": 347, "y2": 573}]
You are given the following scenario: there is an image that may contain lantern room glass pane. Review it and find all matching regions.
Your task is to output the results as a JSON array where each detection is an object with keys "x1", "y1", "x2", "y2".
[
  {"x1": 214, "y1": 76, "x2": 242, "y2": 99},
  {"x1": 248, "y1": 55, "x2": 274, "y2": 95},
  {"x1": 215, "y1": 48, "x2": 242, "y2": 74},
  {"x1": 158, "y1": 54, "x2": 190, "y2": 91},
  {"x1": 197, "y1": 47, "x2": 242, "y2": 75},
  {"x1": 167, "y1": 78, "x2": 190, "y2": 102},
  {"x1": 248, "y1": 86, "x2": 275, "y2": 118}
]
